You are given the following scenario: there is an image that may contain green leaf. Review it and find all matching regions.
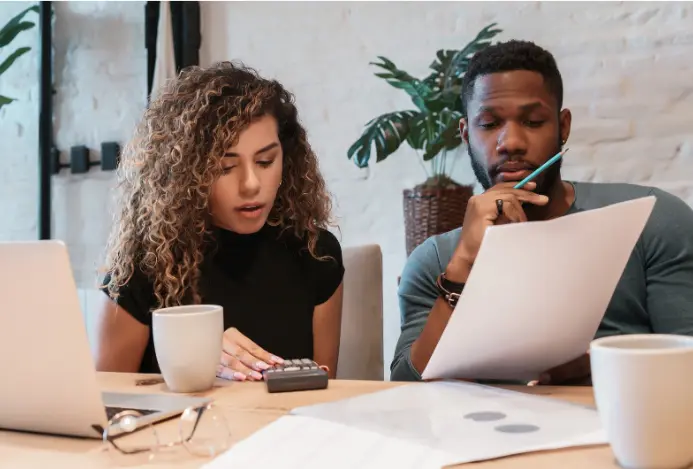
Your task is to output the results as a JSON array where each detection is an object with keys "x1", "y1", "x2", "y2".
[
  {"x1": 426, "y1": 86, "x2": 462, "y2": 113},
  {"x1": 0, "y1": 46, "x2": 31, "y2": 76},
  {"x1": 347, "y1": 111, "x2": 420, "y2": 168},
  {"x1": 425, "y1": 23, "x2": 503, "y2": 91},
  {"x1": 423, "y1": 110, "x2": 463, "y2": 160},
  {"x1": 0, "y1": 5, "x2": 39, "y2": 47},
  {"x1": 405, "y1": 113, "x2": 429, "y2": 150},
  {"x1": 370, "y1": 56, "x2": 433, "y2": 111},
  {"x1": 446, "y1": 24, "x2": 503, "y2": 84},
  {"x1": 0, "y1": 21, "x2": 35, "y2": 48},
  {"x1": 0, "y1": 95, "x2": 14, "y2": 107},
  {"x1": 427, "y1": 49, "x2": 457, "y2": 77}
]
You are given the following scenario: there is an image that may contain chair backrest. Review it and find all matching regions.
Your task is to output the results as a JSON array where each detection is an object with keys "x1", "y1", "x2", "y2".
[{"x1": 337, "y1": 244, "x2": 384, "y2": 380}]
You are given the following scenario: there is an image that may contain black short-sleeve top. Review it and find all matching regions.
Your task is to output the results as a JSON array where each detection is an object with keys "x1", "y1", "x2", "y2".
[{"x1": 102, "y1": 224, "x2": 344, "y2": 373}]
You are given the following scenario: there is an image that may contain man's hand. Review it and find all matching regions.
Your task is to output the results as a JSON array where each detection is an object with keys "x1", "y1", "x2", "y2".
[
  {"x1": 216, "y1": 327, "x2": 284, "y2": 381},
  {"x1": 447, "y1": 181, "x2": 549, "y2": 280},
  {"x1": 532, "y1": 352, "x2": 592, "y2": 386},
  {"x1": 411, "y1": 182, "x2": 551, "y2": 374}
]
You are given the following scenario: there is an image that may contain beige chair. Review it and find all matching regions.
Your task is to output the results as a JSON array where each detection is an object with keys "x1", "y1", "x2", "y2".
[{"x1": 336, "y1": 244, "x2": 384, "y2": 381}]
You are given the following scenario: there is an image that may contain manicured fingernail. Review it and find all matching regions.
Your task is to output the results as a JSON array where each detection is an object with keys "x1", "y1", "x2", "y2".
[
  {"x1": 271, "y1": 355, "x2": 284, "y2": 364},
  {"x1": 256, "y1": 361, "x2": 270, "y2": 370},
  {"x1": 250, "y1": 371, "x2": 263, "y2": 380},
  {"x1": 233, "y1": 371, "x2": 247, "y2": 381}
]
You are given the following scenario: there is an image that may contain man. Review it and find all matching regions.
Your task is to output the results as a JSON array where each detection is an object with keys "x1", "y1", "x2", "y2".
[{"x1": 391, "y1": 40, "x2": 693, "y2": 384}]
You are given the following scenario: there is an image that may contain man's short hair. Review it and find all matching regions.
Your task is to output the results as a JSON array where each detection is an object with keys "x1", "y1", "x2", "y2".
[{"x1": 461, "y1": 40, "x2": 564, "y2": 117}]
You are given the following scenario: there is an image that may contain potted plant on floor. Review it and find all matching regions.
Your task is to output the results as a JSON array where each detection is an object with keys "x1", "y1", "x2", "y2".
[{"x1": 347, "y1": 23, "x2": 502, "y2": 256}]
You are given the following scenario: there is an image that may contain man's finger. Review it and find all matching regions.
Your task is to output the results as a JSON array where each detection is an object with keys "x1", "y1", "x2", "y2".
[
  {"x1": 511, "y1": 190, "x2": 549, "y2": 206},
  {"x1": 490, "y1": 181, "x2": 537, "y2": 192},
  {"x1": 500, "y1": 198, "x2": 527, "y2": 223}
]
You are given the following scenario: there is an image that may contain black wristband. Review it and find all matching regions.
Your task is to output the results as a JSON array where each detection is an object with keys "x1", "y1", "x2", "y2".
[{"x1": 436, "y1": 272, "x2": 465, "y2": 308}]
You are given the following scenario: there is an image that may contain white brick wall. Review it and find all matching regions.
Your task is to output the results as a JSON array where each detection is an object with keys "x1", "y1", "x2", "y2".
[
  {"x1": 2, "y1": 1, "x2": 692, "y2": 377},
  {"x1": 0, "y1": 1, "x2": 145, "y2": 343}
]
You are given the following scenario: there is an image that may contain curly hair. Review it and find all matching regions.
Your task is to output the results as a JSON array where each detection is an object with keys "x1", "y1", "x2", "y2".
[
  {"x1": 461, "y1": 40, "x2": 564, "y2": 117},
  {"x1": 103, "y1": 61, "x2": 333, "y2": 309}
]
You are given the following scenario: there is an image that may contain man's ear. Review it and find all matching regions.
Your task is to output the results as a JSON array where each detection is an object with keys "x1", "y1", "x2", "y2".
[
  {"x1": 559, "y1": 108, "x2": 572, "y2": 144},
  {"x1": 459, "y1": 118, "x2": 469, "y2": 145}
]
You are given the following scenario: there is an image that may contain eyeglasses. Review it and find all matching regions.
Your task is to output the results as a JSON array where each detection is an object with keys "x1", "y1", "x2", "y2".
[{"x1": 102, "y1": 403, "x2": 231, "y2": 466}]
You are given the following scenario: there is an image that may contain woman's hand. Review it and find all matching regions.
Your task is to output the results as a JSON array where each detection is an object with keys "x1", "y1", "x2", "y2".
[{"x1": 216, "y1": 327, "x2": 284, "y2": 381}]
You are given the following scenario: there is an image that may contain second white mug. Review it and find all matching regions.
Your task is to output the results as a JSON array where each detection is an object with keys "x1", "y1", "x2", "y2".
[{"x1": 590, "y1": 334, "x2": 693, "y2": 469}]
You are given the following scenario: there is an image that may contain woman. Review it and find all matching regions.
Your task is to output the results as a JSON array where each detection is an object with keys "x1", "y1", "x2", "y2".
[{"x1": 95, "y1": 62, "x2": 344, "y2": 381}]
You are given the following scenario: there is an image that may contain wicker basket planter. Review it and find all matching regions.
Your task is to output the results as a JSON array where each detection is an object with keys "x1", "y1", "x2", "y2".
[{"x1": 403, "y1": 184, "x2": 474, "y2": 257}]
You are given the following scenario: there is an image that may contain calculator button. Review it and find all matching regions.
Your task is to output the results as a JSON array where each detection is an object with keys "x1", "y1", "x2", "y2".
[
  {"x1": 283, "y1": 366, "x2": 301, "y2": 371},
  {"x1": 300, "y1": 358, "x2": 313, "y2": 365}
]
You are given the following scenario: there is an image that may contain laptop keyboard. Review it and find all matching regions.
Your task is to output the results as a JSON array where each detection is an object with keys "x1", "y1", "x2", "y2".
[{"x1": 105, "y1": 406, "x2": 158, "y2": 420}]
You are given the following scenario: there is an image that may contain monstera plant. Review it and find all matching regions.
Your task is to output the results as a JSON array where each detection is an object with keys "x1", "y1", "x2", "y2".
[
  {"x1": 347, "y1": 23, "x2": 503, "y2": 256},
  {"x1": 0, "y1": 5, "x2": 39, "y2": 111}
]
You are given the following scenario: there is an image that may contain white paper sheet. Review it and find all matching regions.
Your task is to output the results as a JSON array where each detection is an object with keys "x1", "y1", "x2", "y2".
[
  {"x1": 204, "y1": 381, "x2": 607, "y2": 468},
  {"x1": 201, "y1": 414, "x2": 459, "y2": 469},
  {"x1": 291, "y1": 381, "x2": 606, "y2": 465},
  {"x1": 422, "y1": 196, "x2": 656, "y2": 382}
]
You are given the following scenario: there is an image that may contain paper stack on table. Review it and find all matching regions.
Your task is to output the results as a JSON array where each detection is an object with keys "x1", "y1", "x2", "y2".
[{"x1": 203, "y1": 381, "x2": 607, "y2": 468}]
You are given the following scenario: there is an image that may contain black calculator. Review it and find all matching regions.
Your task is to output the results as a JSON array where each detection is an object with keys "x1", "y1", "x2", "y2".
[{"x1": 262, "y1": 358, "x2": 329, "y2": 393}]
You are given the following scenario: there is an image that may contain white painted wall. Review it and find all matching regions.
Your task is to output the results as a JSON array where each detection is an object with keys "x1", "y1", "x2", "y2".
[
  {"x1": 2, "y1": 1, "x2": 692, "y2": 378},
  {"x1": 0, "y1": 0, "x2": 145, "y2": 342}
]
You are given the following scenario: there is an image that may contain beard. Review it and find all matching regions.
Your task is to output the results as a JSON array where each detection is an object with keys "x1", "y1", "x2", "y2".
[{"x1": 469, "y1": 135, "x2": 564, "y2": 196}]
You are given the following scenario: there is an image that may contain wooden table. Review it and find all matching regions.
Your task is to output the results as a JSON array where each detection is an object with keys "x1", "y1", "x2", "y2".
[{"x1": 0, "y1": 373, "x2": 617, "y2": 468}]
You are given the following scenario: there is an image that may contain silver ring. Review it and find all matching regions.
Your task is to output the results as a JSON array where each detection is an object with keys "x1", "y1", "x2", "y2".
[{"x1": 495, "y1": 198, "x2": 504, "y2": 216}]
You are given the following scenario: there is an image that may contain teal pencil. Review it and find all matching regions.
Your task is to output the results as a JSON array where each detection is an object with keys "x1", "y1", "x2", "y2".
[{"x1": 513, "y1": 148, "x2": 569, "y2": 189}]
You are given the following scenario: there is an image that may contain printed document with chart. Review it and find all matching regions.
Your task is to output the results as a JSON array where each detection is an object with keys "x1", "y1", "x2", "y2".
[
  {"x1": 204, "y1": 380, "x2": 608, "y2": 468},
  {"x1": 422, "y1": 196, "x2": 656, "y2": 382}
]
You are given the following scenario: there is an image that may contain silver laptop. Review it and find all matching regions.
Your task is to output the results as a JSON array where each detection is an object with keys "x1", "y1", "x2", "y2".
[{"x1": 0, "y1": 240, "x2": 210, "y2": 439}]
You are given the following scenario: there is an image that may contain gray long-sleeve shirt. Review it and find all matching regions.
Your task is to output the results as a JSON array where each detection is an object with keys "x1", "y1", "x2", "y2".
[{"x1": 391, "y1": 181, "x2": 693, "y2": 381}]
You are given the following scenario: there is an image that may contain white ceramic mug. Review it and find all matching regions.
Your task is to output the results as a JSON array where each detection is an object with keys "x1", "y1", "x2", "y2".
[
  {"x1": 152, "y1": 304, "x2": 223, "y2": 393},
  {"x1": 590, "y1": 334, "x2": 693, "y2": 469}
]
